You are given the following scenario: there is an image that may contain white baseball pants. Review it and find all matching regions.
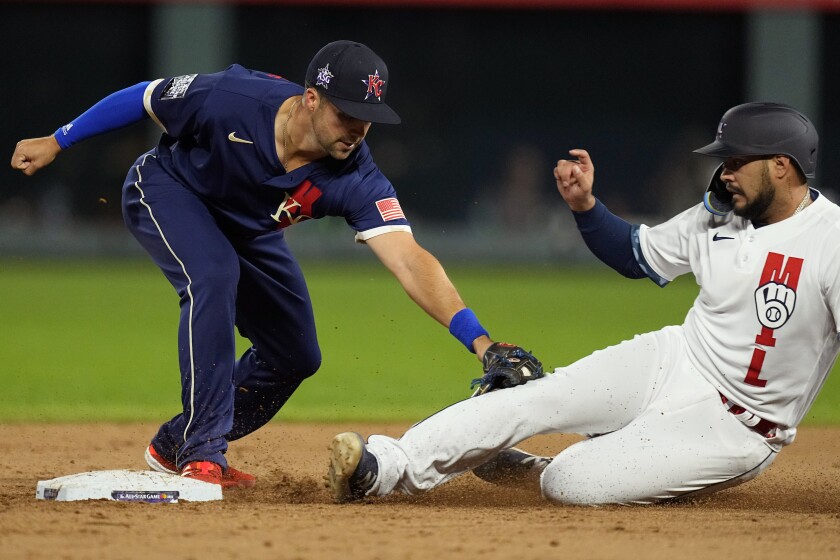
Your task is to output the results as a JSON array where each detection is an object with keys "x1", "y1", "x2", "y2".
[{"x1": 366, "y1": 325, "x2": 779, "y2": 505}]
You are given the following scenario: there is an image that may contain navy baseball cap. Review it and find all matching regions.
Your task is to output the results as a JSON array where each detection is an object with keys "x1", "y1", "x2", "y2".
[{"x1": 305, "y1": 40, "x2": 401, "y2": 125}]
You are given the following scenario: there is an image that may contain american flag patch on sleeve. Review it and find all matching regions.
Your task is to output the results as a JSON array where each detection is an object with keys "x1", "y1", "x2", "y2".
[{"x1": 375, "y1": 198, "x2": 406, "y2": 221}]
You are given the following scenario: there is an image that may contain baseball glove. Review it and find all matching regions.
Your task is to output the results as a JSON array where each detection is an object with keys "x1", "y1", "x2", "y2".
[{"x1": 470, "y1": 342, "x2": 544, "y2": 397}]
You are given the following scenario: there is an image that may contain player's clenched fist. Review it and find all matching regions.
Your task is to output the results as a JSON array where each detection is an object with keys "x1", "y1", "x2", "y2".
[
  {"x1": 10, "y1": 136, "x2": 62, "y2": 176},
  {"x1": 554, "y1": 148, "x2": 595, "y2": 212}
]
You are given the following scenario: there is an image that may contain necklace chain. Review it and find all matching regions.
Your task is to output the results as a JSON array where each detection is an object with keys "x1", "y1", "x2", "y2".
[
  {"x1": 281, "y1": 99, "x2": 300, "y2": 168},
  {"x1": 793, "y1": 188, "x2": 811, "y2": 215}
]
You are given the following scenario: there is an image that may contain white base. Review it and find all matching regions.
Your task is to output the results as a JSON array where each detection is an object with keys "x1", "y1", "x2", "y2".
[{"x1": 36, "y1": 470, "x2": 223, "y2": 502}]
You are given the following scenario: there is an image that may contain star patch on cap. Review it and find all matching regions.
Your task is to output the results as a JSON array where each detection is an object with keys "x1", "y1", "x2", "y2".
[
  {"x1": 363, "y1": 70, "x2": 386, "y2": 101},
  {"x1": 316, "y1": 64, "x2": 334, "y2": 88}
]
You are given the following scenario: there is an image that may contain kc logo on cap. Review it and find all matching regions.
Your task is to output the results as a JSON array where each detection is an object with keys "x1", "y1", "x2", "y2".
[
  {"x1": 363, "y1": 70, "x2": 385, "y2": 101},
  {"x1": 305, "y1": 40, "x2": 401, "y2": 124}
]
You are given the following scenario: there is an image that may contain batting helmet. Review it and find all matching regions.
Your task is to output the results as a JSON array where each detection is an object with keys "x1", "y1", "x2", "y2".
[{"x1": 694, "y1": 102, "x2": 818, "y2": 178}]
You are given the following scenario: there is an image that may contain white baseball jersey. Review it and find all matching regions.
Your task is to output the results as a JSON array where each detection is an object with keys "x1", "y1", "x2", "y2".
[{"x1": 638, "y1": 190, "x2": 840, "y2": 430}]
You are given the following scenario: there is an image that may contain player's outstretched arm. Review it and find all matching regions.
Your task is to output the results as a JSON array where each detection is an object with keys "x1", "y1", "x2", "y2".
[
  {"x1": 366, "y1": 230, "x2": 492, "y2": 359},
  {"x1": 12, "y1": 81, "x2": 152, "y2": 178},
  {"x1": 555, "y1": 148, "x2": 596, "y2": 212},
  {"x1": 11, "y1": 136, "x2": 62, "y2": 176}
]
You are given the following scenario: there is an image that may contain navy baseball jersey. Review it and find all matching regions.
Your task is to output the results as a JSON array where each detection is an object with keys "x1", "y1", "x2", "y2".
[{"x1": 142, "y1": 64, "x2": 411, "y2": 240}]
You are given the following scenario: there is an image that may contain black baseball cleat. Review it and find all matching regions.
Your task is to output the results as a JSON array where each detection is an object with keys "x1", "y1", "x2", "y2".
[
  {"x1": 472, "y1": 447, "x2": 552, "y2": 487},
  {"x1": 327, "y1": 432, "x2": 379, "y2": 503}
]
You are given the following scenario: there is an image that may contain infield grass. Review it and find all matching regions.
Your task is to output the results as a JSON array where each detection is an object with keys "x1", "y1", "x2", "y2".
[{"x1": 1, "y1": 258, "x2": 838, "y2": 424}]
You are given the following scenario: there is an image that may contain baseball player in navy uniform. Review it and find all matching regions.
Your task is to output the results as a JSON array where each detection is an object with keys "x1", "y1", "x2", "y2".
[
  {"x1": 11, "y1": 40, "x2": 509, "y2": 487},
  {"x1": 326, "y1": 102, "x2": 840, "y2": 505}
]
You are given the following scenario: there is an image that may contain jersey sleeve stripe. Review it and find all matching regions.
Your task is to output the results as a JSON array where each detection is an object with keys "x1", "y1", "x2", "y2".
[
  {"x1": 632, "y1": 225, "x2": 670, "y2": 287},
  {"x1": 354, "y1": 225, "x2": 412, "y2": 243},
  {"x1": 143, "y1": 79, "x2": 167, "y2": 133}
]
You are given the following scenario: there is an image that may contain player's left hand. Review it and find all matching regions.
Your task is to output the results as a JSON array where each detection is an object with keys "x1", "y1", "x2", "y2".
[
  {"x1": 555, "y1": 148, "x2": 595, "y2": 212},
  {"x1": 470, "y1": 342, "x2": 544, "y2": 397}
]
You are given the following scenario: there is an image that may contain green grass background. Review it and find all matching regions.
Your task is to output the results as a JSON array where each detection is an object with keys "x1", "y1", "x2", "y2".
[{"x1": 1, "y1": 259, "x2": 838, "y2": 424}]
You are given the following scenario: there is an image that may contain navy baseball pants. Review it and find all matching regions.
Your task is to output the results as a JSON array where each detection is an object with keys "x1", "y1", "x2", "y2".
[{"x1": 122, "y1": 151, "x2": 321, "y2": 469}]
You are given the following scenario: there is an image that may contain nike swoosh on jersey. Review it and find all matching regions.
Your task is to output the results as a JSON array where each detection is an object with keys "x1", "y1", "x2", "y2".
[
  {"x1": 713, "y1": 233, "x2": 734, "y2": 241},
  {"x1": 228, "y1": 132, "x2": 254, "y2": 144}
]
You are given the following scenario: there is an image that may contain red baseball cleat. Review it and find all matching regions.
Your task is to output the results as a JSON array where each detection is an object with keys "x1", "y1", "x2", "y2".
[
  {"x1": 145, "y1": 444, "x2": 256, "y2": 488},
  {"x1": 180, "y1": 461, "x2": 232, "y2": 487},
  {"x1": 223, "y1": 465, "x2": 256, "y2": 488},
  {"x1": 145, "y1": 444, "x2": 178, "y2": 474}
]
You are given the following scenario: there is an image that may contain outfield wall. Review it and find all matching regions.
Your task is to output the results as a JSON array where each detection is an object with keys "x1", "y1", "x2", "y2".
[{"x1": 3, "y1": 2, "x2": 839, "y2": 263}]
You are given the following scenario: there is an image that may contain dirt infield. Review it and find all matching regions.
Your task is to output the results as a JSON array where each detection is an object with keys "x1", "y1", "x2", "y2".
[{"x1": 1, "y1": 423, "x2": 838, "y2": 560}]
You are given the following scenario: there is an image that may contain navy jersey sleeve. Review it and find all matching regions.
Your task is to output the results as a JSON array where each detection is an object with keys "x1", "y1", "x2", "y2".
[
  {"x1": 143, "y1": 70, "x2": 226, "y2": 139},
  {"x1": 341, "y1": 145, "x2": 412, "y2": 242},
  {"x1": 573, "y1": 198, "x2": 650, "y2": 280}
]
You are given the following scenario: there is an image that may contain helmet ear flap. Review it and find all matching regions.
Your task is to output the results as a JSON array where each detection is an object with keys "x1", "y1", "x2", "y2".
[{"x1": 703, "y1": 163, "x2": 732, "y2": 216}]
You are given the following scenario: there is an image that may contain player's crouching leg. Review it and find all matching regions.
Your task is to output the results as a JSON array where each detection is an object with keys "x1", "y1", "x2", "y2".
[
  {"x1": 539, "y1": 455, "x2": 605, "y2": 505},
  {"x1": 537, "y1": 440, "x2": 655, "y2": 505}
]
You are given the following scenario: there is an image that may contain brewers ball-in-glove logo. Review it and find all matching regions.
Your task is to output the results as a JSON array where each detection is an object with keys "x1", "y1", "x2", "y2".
[
  {"x1": 755, "y1": 281, "x2": 796, "y2": 329},
  {"x1": 753, "y1": 253, "x2": 803, "y2": 330}
]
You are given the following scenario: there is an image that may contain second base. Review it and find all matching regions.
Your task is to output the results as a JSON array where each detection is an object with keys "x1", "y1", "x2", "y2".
[{"x1": 36, "y1": 470, "x2": 223, "y2": 502}]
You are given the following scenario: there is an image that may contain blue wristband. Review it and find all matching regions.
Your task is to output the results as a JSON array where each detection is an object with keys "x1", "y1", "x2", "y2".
[{"x1": 449, "y1": 308, "x2": 489, "y2": 353}]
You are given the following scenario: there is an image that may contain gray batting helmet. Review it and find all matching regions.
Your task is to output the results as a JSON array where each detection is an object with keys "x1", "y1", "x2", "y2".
[{"x1": 694, "y1": 102, "x2": 818, "y2": 178}]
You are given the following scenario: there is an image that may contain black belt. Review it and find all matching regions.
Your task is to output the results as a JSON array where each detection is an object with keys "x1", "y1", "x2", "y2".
[{"x1": 720, "y1": 393, "x2": 777, "y2": 438}]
